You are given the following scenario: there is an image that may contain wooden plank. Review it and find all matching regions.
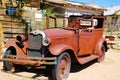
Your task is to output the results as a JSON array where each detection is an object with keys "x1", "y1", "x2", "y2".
[{"x1": 3, "y1": 28, "x2": 24, "y2": 33}]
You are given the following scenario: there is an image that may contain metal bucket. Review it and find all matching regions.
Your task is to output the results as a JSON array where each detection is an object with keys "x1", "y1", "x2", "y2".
[{"x1": 6, "y1": 6, "x2": 16, "y2": 16}]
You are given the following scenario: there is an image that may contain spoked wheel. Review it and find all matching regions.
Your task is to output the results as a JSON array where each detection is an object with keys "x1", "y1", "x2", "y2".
[
  {"x1": 97, "y1": 45, "x2": 105, "y2": 62},
  {"x1": 52, "y1": 52, "x2": 71, "y2": 80},
  {"x1": 3, "y1": 50, "x2": 14, "y2": 72}
]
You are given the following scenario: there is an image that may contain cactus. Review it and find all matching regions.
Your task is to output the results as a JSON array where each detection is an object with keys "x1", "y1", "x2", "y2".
[{"x1": 0, "y1": 23, "x2": 3, "y2": 59}]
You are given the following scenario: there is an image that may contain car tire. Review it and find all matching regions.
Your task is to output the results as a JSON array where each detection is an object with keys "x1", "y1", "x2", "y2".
[
  {"x1": 97, "y1": 45, "x2": 105, "y2": 62},
  {"x1": 52, "y1": 52, "x2": 71, "y2": 80},
  {"x1": 3, "y1": 50, "x2": 14, "y2": 72}
]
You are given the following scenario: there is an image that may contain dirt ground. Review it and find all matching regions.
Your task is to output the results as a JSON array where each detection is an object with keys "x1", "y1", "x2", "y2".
[{"x1": 0, "y1": 45, "x2": 120, "y2": 80}]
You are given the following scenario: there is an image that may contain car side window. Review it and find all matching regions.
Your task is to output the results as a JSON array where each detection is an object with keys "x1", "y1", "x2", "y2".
[
  {"x1": 80, "y1": 19, "x2": 93, "y2": 32},
  {"x1": 94, "y1": 18, "x2": 104, "y2": 29}
]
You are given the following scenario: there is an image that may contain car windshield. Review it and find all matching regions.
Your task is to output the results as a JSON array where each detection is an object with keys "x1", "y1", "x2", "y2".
[
  {"x1": 32, "y1": 15, "x2": 103, "y2": 30},
  {"x1": 32, "y1": 17, "x2": 68, "y2": 30}
]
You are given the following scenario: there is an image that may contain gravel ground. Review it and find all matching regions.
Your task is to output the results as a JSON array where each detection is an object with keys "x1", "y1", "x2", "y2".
[{"x1": 0, "y1": 46, "x2": 120, "y2": 80}]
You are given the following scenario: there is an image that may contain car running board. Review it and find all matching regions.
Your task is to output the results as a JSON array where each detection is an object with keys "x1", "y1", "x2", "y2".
[{"x1": 77, "y1": 55, "x2": 98, "y2": 64}]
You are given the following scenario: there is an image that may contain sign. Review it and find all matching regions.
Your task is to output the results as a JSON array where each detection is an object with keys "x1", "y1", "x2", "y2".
[{"x1": 35, "y1": 11, "x2": 42, "y2": 22}]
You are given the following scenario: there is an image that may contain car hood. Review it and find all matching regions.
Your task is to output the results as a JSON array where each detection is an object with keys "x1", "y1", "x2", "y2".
[{"x1": 43, "y1": 28, "x2": 75, "y2": 37}]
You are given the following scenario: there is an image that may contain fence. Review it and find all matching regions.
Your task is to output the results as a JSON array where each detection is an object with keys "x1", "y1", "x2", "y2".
[{"x1": 104, "y1": 19, "x2": 120, "y2": 46}]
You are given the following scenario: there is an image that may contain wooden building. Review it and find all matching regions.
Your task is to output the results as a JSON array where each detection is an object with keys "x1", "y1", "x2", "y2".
[{"x1": 104, "y1": 6, "x2": 120, "y2": 32}]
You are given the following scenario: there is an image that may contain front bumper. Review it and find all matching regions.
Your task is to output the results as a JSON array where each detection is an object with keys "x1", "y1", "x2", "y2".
[{"x1": 0, "y1": 54, "x2": 56, "y2": 66}]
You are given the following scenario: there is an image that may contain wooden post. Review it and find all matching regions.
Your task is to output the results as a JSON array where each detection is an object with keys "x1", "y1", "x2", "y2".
[
  {"x1": 54, "y1": 18, "x2": 57, "y2": 28},
  {"x1": 92, "y1": 0, "x2": 94, "y2": 5},
  {"x1": 46, "y1": 16, "x2": 49, "y2": 29}
]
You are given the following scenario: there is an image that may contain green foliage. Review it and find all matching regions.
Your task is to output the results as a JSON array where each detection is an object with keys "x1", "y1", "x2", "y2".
[
  {"x1": 44, "y1": 6, "x2": 58, "y2": 18},
  {"x1": 12, "y1": 0, "x2": 32, "y2": 35}
]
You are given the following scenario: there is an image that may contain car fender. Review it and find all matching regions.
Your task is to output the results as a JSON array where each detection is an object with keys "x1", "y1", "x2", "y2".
[
  {"x1": 49, "y1": 44, "x2": 74, "y2": 56},
  {"x1": 4, "y1": 39, "x2": 27, "y2": 56},
  {"x1": 94, "y1": 38, "x2": 107, "y2": 55}
]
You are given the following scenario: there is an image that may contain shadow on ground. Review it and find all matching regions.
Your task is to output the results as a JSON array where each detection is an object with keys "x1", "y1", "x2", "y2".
[
  {"x1": 1, "y1": 59, "x2": 97, "y2": 80},
  {"x1": 12, "y1": 65, "x2": 53, "y2": 80},
  {"x1": 70, "y1": 59, "x2": 96, "y2": 73}
]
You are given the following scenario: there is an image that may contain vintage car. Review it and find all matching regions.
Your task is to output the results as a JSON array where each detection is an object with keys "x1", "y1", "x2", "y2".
[{"x1": 1, "y1": 14, "x2": 108, "y2": 80}]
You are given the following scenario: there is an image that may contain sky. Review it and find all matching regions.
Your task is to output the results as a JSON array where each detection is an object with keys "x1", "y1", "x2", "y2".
[{"x1": 70, "y1": 0, "x2": 120, "y2": 8}]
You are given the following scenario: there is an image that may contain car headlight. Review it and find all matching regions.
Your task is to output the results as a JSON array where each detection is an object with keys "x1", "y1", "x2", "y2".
[
  {"x1": 16, "y1": 35, "x2": 26, "y2": 42},
  {"x1": 43, "y1": 38, "x2": 51, "y2": 46}
]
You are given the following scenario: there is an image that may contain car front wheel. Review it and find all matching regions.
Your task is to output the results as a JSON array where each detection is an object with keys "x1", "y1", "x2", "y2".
[{"x1": 3, "y1": 50, "x2": 14, "y2": 72}]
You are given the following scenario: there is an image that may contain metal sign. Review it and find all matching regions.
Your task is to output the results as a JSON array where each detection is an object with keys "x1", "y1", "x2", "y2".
[{"x1": 35, "y1": 11, "x2": 42, "y2": 22}]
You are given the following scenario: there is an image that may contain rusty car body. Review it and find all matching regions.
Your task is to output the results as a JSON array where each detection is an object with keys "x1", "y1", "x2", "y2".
[{"x1": 1, "y1": 14, "x2": 108, "y2": 80}]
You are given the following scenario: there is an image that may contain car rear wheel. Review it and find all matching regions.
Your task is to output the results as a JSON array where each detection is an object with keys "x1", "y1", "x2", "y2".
[
  {"x1": 52, "y1": 52, "x2": 71, "y2": 80},
  {"x1": 3, "y1": 50, "x2": 14, "y2": 72},
  {"x1": 97, "y1": 45, "x2": 105, "y2": 62}
]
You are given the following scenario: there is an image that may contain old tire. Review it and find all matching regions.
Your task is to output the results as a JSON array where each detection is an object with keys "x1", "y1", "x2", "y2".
[
  {"x1": 97, "y1": 45, "x2": 105, "y2": 62},
  {"x1": 3, "y1": 50, "x2": 14, "y2": 72},
  {"x1": 52, "y1": 52, "x2": 71, "y2": 80}
]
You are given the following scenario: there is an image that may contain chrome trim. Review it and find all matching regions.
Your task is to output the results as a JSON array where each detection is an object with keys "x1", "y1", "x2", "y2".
[
  {"x1": 31, "y1": 29, "x2": 46, "y2": 39},
  {"x1": 2, "y1": 54, "x2": 57, "y2": 65},
  {"x1": 31, "y1": 30, "x2": 50, "y2": 46}
]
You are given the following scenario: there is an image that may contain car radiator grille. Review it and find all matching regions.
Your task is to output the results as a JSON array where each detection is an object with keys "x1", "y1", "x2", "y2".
[{"x1": 27, "y1": 34, "x2": 42, "y2": 57}]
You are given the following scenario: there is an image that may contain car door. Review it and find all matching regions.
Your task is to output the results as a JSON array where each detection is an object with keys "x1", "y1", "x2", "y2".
[{"x1": 77, "y1": 19, "x2": 94, "y2": 56}]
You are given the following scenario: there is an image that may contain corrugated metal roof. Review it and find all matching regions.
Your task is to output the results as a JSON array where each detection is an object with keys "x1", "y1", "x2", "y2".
[
  {"x1": 68, "y1": 1, "x2": 104, "y2": 9},
  {"x1": 45, "y1": 0, "x2": 105, "y2": 10}
]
